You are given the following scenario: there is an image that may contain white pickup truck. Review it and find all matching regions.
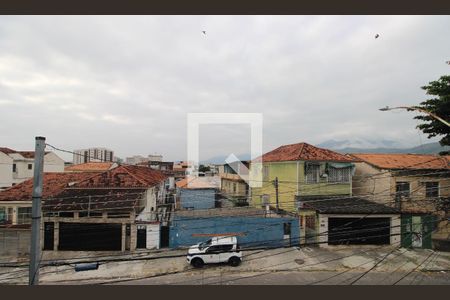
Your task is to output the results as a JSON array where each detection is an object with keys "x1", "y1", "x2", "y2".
[{"x1": 186, "y1": 236, "x2": 242, "y2": 268}]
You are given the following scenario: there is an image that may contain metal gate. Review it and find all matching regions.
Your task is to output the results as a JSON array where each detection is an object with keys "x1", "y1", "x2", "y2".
[
  {"x1": 160, "y1": 226, "x2": 169, "y2": 248},
  {"x1": 43, "y1": 222, "x2": 54, "y2": 250},
  {"x1": 136, "y1": 225, "x2": 147, "y2": 249}
]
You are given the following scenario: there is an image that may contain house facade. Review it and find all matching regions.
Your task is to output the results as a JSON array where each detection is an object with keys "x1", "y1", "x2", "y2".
[
  {"x1": 42, "y1": 165, "x2": 167, "y2": 251},
  {"x1": 220, "y1": 160, "x2": 250, "y2": 206},
  {"x1": 0, "y1": 147, "x2": 65, "y2": 190},
  {"x1": 250, "y1": 143, "x2": 355, "y2": 212},
  {"x1": 349, "y1": 153, "x2": 450, "y2": 249},
  {"x1": 250, "y1": 142, "x2": 401, "y2": 247},
  {"x1": 176, "y1": 176, "x2": 220, "y2": 210},
  {"x1": 0, "y1": 165, "x2": 168, "y2": 252}
]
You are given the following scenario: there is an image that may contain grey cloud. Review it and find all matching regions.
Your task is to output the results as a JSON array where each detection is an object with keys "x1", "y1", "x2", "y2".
[{"x1": 0, "y1": 16, "x2": 448, "y2": 161}]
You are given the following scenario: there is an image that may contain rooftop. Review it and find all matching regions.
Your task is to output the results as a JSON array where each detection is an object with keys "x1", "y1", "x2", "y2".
[
  {"x1": 259, "y1": 142, "x2": 355, "y2": 163},
  {"x1": 176, "y1": 176, "x2": 220, "y2": 189},
  {"x1": 0, "y1": 147, "x2": 50, "y2": 159},
  {"x1": 0, "y1": 165, "x2": 167, "y2": 202},
  {"x1": 348, "y1": 153, "x2": 449, "y2": 170},
  {"x1": 65, "y1": 162, "x2": 116, "y2": 172},
  {"x1": 298, "y1": 196, "x2": 399, "y2": 214},
  {"x1": 0, "y1": 172, "x2": 98, "y2": 202}
]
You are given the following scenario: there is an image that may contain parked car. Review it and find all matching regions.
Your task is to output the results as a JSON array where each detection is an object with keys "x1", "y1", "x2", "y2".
[{"x1": 186, "y1": 236, "x2": 242, "y2": 268}]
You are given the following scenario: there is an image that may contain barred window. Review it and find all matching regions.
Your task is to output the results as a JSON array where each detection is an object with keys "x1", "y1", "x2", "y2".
[
  {"x1": 328, "y1": 167, "x2": 351, "y2": 183},
  {"x1": 305, "y1": 164, "x2": 320, "y2": 184},
  {"x1": 425, "y1": 182, "x2": 439, "y2": 198}
]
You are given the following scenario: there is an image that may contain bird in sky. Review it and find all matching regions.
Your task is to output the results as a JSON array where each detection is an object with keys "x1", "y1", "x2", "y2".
[
  {"x1": 202, "y1": 31, "x2": 206, "y2": 35},
  {"x1": 375, "y1": 34, "x2": 380, "y2": 39}
]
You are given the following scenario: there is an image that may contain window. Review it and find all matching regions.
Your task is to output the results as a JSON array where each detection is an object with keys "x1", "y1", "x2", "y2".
[
  {"x1": 28, "y1": 164, "x2": 32, "y2": 170},
  {"x1": 0, "y1": 208, "x2": 5, "y2": 223},
  {"x1": 425, "y1": 182, "x2": 439, "y2": 198},
  {"x1": 396, "y1": 182, "x2": 410, "y2": 199},
  {"x1": 17, "y1": 207, "x2": 32, "y2": 225},
  {"x1": 328, "y1": 167, "x2": 351, "y2": 183},
  {"x1": 263, "y1": 165, "x2": 269, "y2": 181},
  {"x1": 305, "y1": 164, "x2": 320, "y2": 184},
  {"x1": 233, "y1": 183, "x2": 237, "y2": 193},
  {"x1": 12, "y1": 164, "x2": 16, "y2": 172},
  {"x1": 58, "y1": 212, "x2": 74, "y2": 218}
]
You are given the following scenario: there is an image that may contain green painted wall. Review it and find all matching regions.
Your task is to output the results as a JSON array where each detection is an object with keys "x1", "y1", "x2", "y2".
[{"x1": 251, "y1": 161, "x2": 351, "y2": 212}]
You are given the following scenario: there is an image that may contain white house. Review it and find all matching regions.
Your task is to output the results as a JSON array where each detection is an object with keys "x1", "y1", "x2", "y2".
[{"x1": 0, "y1": 147, "x2": 65, "y2": 190}]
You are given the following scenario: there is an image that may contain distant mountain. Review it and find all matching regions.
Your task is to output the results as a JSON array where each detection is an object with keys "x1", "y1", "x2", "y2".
[
  {"x1": 318, "y1": 140, "x2": 449, "y2": 155},
  {"x1": 201, "y1": 153, "x2": 251, "y2": 164},
  {"x1": 317, "y1": 138, "x2": 402, "y2": 149}
]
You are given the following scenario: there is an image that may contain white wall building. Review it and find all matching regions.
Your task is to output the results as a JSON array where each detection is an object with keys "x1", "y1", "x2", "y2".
[
  {"x1": 125, "y1": 155, "x2": 149, "y2": 165},
  {"x1": 148, "y1": 154, "x2": 163, "y2": 162},
  {"x1": 0, "y1": 147, "x2": 65, "y2": 190},
  {"x1": 73, "y1": 147, "x2": 114, "y2": 164}
]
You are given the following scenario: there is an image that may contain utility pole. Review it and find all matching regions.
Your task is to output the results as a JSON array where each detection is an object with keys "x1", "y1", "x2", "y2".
[
  {"x1": 273, "y1": 177, "x2": 279, "y2": 213},
  {"x1": 29, "y1": 136, "x2": 45, "y2": 285}
]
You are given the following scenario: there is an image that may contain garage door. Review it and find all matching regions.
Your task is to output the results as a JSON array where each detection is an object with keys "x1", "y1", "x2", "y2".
[
  {"x1": 328, "y1": 217, "x2": 390, "y2": 245},
  {"x1": 58, "y1": 223, "x2": 122, "y2": 251}
]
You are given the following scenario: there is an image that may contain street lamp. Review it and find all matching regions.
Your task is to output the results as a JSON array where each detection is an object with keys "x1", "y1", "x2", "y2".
[{"x1": 379, "y1": 105, "x2": 450, "y2": 127}]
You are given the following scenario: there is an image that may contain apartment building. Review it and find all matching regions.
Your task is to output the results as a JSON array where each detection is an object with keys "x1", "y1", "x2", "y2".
[{"x1": 73, "y1": 147, "x2": 114, "y2": 164}]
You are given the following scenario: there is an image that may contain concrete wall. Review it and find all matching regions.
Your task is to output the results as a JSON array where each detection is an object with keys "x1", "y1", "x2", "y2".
[
  {"x1": 169, "y1": 215, "x2": 300, "y2": 248},
  {"x1": 0, "y1": 228, "x2": 31, "y2": 257},
  {"x1": 352, "y1": 162, "x2": 391, "y2": 203},
  {"x1": 179, "y1": 188, "x2": 216, "y2": 210}
]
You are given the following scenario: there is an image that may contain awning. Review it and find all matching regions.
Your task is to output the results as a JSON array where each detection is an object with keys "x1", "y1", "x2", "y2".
[{"x1": 327, "y1": 162, "x2": 354, "y2": 169}]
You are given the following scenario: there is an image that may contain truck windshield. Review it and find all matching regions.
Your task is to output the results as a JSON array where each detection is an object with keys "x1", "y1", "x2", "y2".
[{"x1": 199, "y1": 239, "x2": 212, "y2": 250}]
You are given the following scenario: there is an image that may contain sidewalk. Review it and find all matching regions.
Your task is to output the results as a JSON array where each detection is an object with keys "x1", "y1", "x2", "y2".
[{"x1": 1, "y1": 246, "x2": 449, "y2": 284}]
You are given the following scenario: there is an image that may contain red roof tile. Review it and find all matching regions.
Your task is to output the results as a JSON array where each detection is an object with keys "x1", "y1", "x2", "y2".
[
  {"x1": 348, "y1": 153, "x2": 449, "y2": 170},
  {"x1": 0, "y1": 147, "x2": 50, "y2": 158},
  {"x1": 0, "y1": 147, "x2": 16, "y2": 154},
  {"x1": 65, "y1": 162, "x2": 115, "y2": 172},
  {"x1": 0, "y1": 172, "x2": 98, "y2": 202},
  {"x1": 73, "y1": 165, "x2": 167, "y2": 188},
  {"x1": 260, "y1": 142, "x2": 355, "y2": 163}
]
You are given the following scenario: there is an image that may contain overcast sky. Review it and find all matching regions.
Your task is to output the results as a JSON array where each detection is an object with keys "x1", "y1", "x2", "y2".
[{"x1": 0, "y1": 16, "x2": 449, "y2": 162}]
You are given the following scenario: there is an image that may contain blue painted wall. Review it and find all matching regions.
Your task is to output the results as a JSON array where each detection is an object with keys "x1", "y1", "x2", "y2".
[
  {"x1": 179, "y1": 188, "x2": 216, "y2": 210},
  {"x1": 169, "y1": 216, "x2": 300, "y2": 248}
]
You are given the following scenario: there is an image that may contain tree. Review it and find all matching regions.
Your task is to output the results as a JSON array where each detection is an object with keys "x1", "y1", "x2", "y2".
[
  {"x1": 198, "y1": 164, "x2": 211, "y2": 173},
  {"x1": 414, "y1": 75, "x2": 450, "y2": 149}
]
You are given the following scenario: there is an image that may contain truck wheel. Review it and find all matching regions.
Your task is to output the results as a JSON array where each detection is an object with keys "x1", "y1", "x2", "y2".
[
  {"x1": 228, "y1": 256, "x2": 241, "y2": 267},
  {"x1": 191, "y1": 258, "x2": 204, "y2": 268}
]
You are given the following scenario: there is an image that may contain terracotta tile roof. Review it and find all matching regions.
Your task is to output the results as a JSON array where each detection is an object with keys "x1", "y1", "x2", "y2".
[
  {"x1": 348, "y1": 153, "x2": 450, "y2": 170},
  {"x1": 0, "y1": 172, "x2": 98, "y2": 202},
  {"x1": 176, "y1": 176, "x2": 220, "y2": 189},
  {"x1": 0, "y1": 147, "x2": 49, "y2": 159},
  {"x1": 0, "y1": 147, "x2": 16, "y2": 154},
  {"x1": 0, "y1": 165, "x2": 167, "y2": 203},
  {"x1": 65, "y1": 162, "x2": 115, "y2": 172},
  {"x1": 73, "y1": 165, "x2": 167, "y2": 188},
  {"x1": 260, "y1": 142, "x2": 355, "y2": 163}
]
